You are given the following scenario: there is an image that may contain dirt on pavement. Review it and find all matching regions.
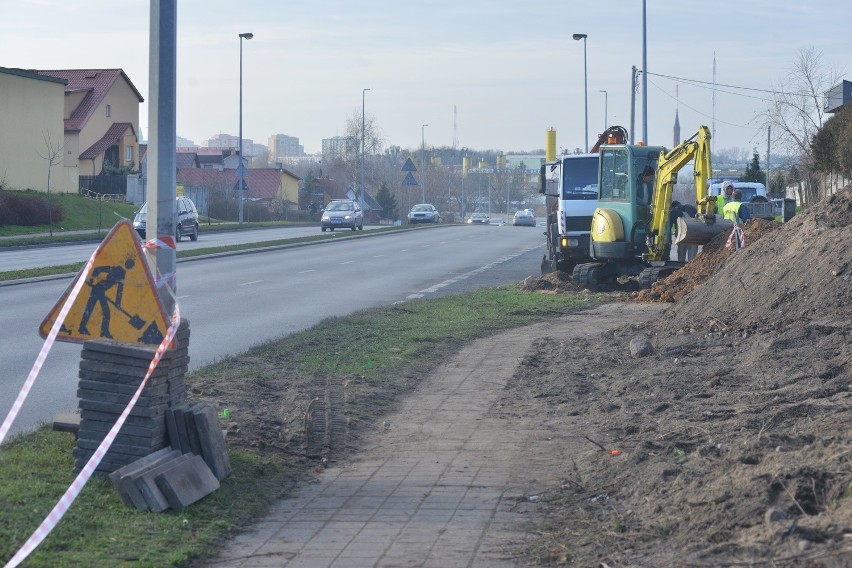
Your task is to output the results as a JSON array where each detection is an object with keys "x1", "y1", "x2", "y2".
[{"x1": 190, "y1": 187, "x2": 852, "y2": 566}]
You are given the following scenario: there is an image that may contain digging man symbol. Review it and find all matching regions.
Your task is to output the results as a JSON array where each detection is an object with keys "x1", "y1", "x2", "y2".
[{"x1": 78, "y1": 256, "x2": 135, "y2": 339}]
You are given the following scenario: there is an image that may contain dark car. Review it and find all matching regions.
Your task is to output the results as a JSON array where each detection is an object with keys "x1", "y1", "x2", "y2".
[
  {"x1": 321, "y1": 199, "x2": 364, "y2": 231},
  {"x1": 133, "y1": 196, "x2": 199, "y2": 242},
  {"x1": 407, "y1": 203, "x2": 442, "y2": 224},
  {"x1": 466, "y1": 212, "x2": 490, "y2": 224},
  {"x1": 512, "y1": 209, "x2": 536, "y2": 227}
]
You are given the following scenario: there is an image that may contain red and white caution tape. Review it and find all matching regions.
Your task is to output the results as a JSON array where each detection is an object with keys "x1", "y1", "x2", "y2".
[
  {"x1": 725, "y1": 224, "x2": 745, "y2": 250},
  {"x1": 0, "y1": 248, "x2": 100, "y2": 446},
  {"x1": 144, "y1": 237, "x2": 177, "y2": 295},
  {"x1": 4, "y1": 305, "x2": 181, "y2": 568}
]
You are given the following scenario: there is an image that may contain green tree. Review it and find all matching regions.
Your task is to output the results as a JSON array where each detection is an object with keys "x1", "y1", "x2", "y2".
[
  {"x1": 742, "y1": 151, "x2": 766, "y2": 184},
  {"x1": 375, "y1": 181, "x2": 398, "y2": 222},
  {"x1": 811, "y1": 106, "x2": 852, "y2": 179}
]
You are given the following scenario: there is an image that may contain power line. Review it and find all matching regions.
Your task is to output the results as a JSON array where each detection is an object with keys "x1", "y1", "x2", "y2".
[
  {"x1": 646, "y1": 76, "x2": 763, "y2": 130},
  {"x1": 645, "y1": 70, "x2": 811, "y2": 98}
]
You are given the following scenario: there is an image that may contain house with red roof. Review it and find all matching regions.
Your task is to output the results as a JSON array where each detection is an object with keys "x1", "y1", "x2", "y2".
[{"x1": 35, "y1": 68, "x2": 143, "y2": 195}]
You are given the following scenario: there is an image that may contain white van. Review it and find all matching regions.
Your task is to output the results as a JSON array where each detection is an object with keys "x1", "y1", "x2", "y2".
[{"x1": 708, "y1": 181, "x2": 775, "y2": 219}]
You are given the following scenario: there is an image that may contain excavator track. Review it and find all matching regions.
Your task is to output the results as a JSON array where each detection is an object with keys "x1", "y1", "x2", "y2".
[
  {"x1": 638, "y1": 265, "x2": 680, "y2": 289},
  {"x1": 572, "y1": 262, "x2": 609, "y2": 289}
]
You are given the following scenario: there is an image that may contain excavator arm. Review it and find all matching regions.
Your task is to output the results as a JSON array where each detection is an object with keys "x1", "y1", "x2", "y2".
[{"x1": 646, "y1": 125, "x2": 712, "y2": 260}]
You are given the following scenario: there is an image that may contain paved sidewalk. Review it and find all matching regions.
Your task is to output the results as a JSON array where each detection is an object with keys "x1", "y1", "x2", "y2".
[{"x1": 204, "y1": 303, "x2": 663, "y2": 568}]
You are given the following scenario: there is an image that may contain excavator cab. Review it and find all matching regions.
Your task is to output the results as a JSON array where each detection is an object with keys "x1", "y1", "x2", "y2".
[{"x1": 587, "y1": 144, "x2": 665, "y2": 265}]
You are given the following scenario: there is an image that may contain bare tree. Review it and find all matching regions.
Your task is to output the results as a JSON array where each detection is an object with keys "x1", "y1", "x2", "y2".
[
  {"x1": 37, "y1": 130, "x2": 64, "y2": 236},
  {"x1": 763, "y1": 47, "x2": 842, "y2": 205},
  {"x1": 346, "y1": 109, "x2": 385, "y2": 198}
]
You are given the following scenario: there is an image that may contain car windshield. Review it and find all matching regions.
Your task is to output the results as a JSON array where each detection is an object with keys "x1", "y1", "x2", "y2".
[
  {"x1": 412, "y1": 205, "x2": 431, "y2": 212},
  {"x1": 327, "y1": 202, "x2": 353, "y2": 211}
]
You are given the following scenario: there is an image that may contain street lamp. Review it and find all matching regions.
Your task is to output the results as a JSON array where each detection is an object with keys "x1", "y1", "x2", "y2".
[
  {"x1": 642, "y1": 0, "x2": 648, "y2": 144},
  {"x1": 421, "y1": 124, "x2": 428, "y2": 202},
  {"x1": 238, "y1": 32, "x2": 253, "y2": 225},
  {"x1": 600, "y1": 90, "x2": 608, "y2": 131},
  {"x1": 572, "y1": 33, "x2": 588, "y2": 153},
  {"x1": 361, "y1": 88, "x2": 370, "y2": 211}
]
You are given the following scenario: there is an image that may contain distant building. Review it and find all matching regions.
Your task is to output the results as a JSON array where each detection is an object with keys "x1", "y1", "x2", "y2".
[
  {"x1": 202, "y1": 133, "x2": 260, "y2": 157},
  {"x1": 824, "y1": 80, "x2": 851, "y2": 114},
  {"x1": 322, "y1": 136, "x2": 356, "y2": 161},
  {"x1": 268, "y1": 134, "x2": 304, "y2": 159},
  {"x1": 673, "y1": 110, "x2": 681, "y2": 147}
]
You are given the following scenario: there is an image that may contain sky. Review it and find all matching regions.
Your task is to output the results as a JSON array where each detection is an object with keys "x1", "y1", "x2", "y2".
[{"x1": 2, "y1": 0, "x2": 849, "y2": 157}]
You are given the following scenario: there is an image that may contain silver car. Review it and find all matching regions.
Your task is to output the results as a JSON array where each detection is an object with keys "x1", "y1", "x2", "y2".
[
  {"x1": 408, "y1": 203, "x2": 441, "y2": 224},
  {"x1": 321, "y1": 200, "x2": 364, "y2": 232}
]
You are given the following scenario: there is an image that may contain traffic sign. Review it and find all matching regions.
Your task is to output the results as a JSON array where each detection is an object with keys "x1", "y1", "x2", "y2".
[
  {"x1": 402, "y1": 172, "x2": 418, "y2": 186},
  {"x1": 39, "y1": 220, "x2": 170, "y2": 346},
  {"x1": 401, "y1": 157, "x2": 417, "y2": 172}
]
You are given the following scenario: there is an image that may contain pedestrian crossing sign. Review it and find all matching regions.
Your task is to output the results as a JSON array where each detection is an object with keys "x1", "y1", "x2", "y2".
[{"x1": 39, "y1": 220, "x2": 171, "y2": 346}]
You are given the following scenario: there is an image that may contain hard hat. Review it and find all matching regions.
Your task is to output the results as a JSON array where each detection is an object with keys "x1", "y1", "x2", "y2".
[{"x1": 721, "y1": 181, "x2": 734, "y2": 195}]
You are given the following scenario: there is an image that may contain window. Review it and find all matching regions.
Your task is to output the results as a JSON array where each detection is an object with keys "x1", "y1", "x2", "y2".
[
  {"x1": 599, "y1": 149, "x2": 630, "y2": 201},
  {"x1": 105, "y1": 104, "x2": 111, "y2": 117},
  {"x1": 125, "y1": 146, "x2": 132, "y2": 163}
]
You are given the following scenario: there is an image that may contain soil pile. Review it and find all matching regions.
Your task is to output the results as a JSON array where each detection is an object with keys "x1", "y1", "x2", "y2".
[
  {"x1": 635, "y1": 217, "x2": 780, "y2": 303},
  {"x1": 508, "y1": 186, "x2": 852, "y2": 566}
]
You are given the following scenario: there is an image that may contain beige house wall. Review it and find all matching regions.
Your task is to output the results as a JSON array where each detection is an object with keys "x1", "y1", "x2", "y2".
[
  {"x1": 0, "y1": 72, "x2": 70, "y2": 192},
  {"x1": 282, "y1": 174, "x2": 299, "y2": 203}
]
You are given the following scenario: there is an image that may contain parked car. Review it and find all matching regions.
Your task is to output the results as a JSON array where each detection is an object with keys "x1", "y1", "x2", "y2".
[
  {"x1": 132, "y1": 196, "x2": 199, "y2": 242},
  {"x1": 407, "y1": 203, "x2": 442, "y2": 224},
  {"x1": 466, "y1": 212, "x2": 490, "y2": 224},
  {"x1": 321, "y1": 199, "x2": 364, "y2": 232},
  {"x1": 512, "y1": 209, "x2": 536, "y2": 227}
]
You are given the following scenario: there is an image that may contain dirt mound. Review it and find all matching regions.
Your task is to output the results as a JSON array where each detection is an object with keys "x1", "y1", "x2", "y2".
[
  {"x1": 511, "y1": 186, "x2": 852, "y2": 565},
  {"x1": 634, "y1": 218, "x2": 780, "y2": 303},
  {"x1": 518, "y1": 271, "x2": 580, "y2": 294},
  {"x1": 668, "y1": 186, "x2": 852, "y2": 334}
]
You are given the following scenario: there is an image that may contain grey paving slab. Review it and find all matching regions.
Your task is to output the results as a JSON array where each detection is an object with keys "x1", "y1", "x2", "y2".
[{"x1": 202, "y1": 304, "x2": 664, "y2": 568}]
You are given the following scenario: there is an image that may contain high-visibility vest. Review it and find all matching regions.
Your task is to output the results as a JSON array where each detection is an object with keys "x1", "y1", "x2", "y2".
[
  {"x1": 716, "y1": 194, "x2": 728, "y2": 215},
  {"x1": 723, "y1": 201, "x2": 743, "y2": 222}
]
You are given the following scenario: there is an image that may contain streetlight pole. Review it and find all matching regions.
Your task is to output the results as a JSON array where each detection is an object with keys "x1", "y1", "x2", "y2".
[
  {"x1": 361, "y1": 88, "x2": 370, "y2": 211},
  {"x1": 573, "y1": 33, "x2": 588, "y2": 153},
  {"x1": 421, "y1": 124, "x2": 428, "y2": 202},
  {"x1": 642, "y1": 0, "x2": 648, "y2": 144},
  {"x1": 600, "y1": 90, "x2": 608, "y2": 131},
  {"x1": 238, "y1": 32, "x2": 253, "y2": 225}
]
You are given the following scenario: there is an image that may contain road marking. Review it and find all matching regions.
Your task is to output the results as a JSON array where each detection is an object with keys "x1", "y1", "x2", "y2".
[
  {"x1": 400, "y1": 245, "x2": 538, "y2": 302},
  {"x1": 298, "y1": 269, "x2": 315, "y2": 274},
  {"x1": 176, "y1": 295, "x2": 191, "y2": 300},
  {"x1": 373, "y1": 254, "x2": 385, "y2": 258},
  {"x1": 239, "y1": 280, "x2": 264, "y2": 286},
  {"x1": 340, "y1": 261, "x2": 354, "y2": 265}
]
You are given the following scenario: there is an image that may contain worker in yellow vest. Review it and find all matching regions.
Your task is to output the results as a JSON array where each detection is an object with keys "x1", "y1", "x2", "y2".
[
  {"x1": 716, "y1": 181, "x2": 734, "y2": 216},
  {"x1": 723, "y1": 190, "x2": 751, "y2": 224}
]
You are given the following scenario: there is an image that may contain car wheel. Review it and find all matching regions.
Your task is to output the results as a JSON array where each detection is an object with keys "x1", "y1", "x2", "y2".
[
  {"x1": 358, "y1": 221, "x2": 364, "y2": 231},
  {"x1": 190, "y1": 224, "x2": 198, "y2": 241},
  {"x1": 321, "y1": 227, "x2": 326, "y2": 232},
  {"x1": 175, "y1": 226, "x2": 182, "y2": 243},
  {"x1": 330, "y1": 228, "x2": 335, "y2": 231}
]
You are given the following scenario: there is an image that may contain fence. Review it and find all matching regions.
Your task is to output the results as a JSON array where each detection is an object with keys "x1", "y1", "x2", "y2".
[{"x1": 79, "y1": 174, "x2": 127, "y2": 198}]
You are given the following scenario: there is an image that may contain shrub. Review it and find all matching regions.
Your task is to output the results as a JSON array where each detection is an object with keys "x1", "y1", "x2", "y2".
[{"x1": 0, "y1": 192, "x2": 64, "y2": 226}]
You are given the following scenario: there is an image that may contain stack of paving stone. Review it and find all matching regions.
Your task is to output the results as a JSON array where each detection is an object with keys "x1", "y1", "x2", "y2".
[
  {"x1": 73, "y1": 319, "x2": 190, "y2": 476},
  {"x1": 109, "y1": 404, "x2": 231, "y2": 512}
]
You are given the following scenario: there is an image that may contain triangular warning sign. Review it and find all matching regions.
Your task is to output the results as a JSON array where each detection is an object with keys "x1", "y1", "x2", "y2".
[
  {"x1": 401, "y1": 172, "x2": 419, "y2": 186},
  {"x1": 401, "y1": 157, "x2": 417, "y2": 172},
  {"x1": 39, "y1": 220, "x2": 170, "y2": 346}
]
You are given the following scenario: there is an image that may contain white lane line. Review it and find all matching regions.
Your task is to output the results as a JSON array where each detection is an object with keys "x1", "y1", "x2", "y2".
[
  {"x1": 176, "y1": 295, "x2": 191, "y2": 300},
  {"x1": 298, "y1": 269, "x2": 315, "y2": 274},
  {"x1": 239, "y1": 280, "x2": 264, "y2": 286},
  {"x1": 401, "y1": 245, "x2": 538, "y2": 302},
  {"x1": 340, "y1": 261, "x2": 354, "y2": 265},
  {"x1": 373, "y1": 254, "x2": 385, "y2": 258}
]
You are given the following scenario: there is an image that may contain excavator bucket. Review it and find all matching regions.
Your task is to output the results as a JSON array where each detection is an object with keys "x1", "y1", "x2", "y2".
[{"x1": 674, "y1": 217, "x2": 734, "y2": 246}]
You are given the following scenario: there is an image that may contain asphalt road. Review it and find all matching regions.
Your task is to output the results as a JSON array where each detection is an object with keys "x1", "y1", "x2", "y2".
[
  {"x1": 1, "y1": 223, "x2": 546, "y2": 438},
  {"x1": 0, "y1": 224, "x2": 385, "y2": 271}
]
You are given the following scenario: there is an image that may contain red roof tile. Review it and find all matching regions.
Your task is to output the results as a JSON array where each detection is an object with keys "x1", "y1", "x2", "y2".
[
  {"x1": 79, "y1": 122, "x2": 135, "y2": 160},
  {"x1": 35, "y1": 69, "x2": 144, "y2": 132}
]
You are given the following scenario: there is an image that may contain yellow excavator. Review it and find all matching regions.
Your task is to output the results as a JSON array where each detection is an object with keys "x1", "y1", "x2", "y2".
[{"x1": 572, "y1": 125, "x2": 732, "y2": 288}]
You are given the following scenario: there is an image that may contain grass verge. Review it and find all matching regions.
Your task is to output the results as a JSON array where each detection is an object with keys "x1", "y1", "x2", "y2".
[{"x1": 0, "y1": 285, "x2": 605, "y2": 567}]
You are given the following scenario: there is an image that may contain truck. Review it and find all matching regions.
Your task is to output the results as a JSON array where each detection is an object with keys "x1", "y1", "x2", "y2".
[
  {"x1": 708, "y1": 181, "x2": 776, "y2": 219},
  {"x1": 539, "y1": 126, "x2": 628, "y2": 274},
  {"x1": 571, "y1": 125, "x2": 730, "y2": 288}
]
